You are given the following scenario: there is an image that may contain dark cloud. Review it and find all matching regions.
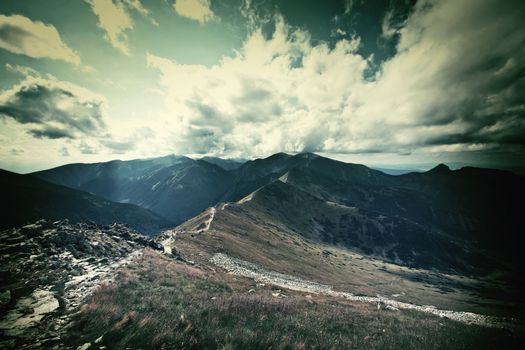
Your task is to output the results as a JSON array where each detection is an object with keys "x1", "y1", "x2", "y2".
[
  {"x1": 0, "y1": 23, "x2": 29, "y2": 45},
  {"x1": 59, "y1": 146, "x2": 70, "y2": 157},
  {"x1": 27, "y1": 126, "x2": 75, "y2": 139},
  {"x1": 79, "y1": 141, "x2": 97, "y2": 155},
  {"x1": 0, "y1": 78, "x2": 106, "y2": 139},
  {"x1": 100, "y1": 139, "x2": 135, "y2": 153},
  {"x1": 9, "y1": 148, "x2": 24, "y2": 156}
]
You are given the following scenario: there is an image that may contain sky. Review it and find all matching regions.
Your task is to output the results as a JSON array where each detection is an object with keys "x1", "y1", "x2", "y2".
[{"x1": 0, "y1": 0, "x2": 524, "y2": 173}]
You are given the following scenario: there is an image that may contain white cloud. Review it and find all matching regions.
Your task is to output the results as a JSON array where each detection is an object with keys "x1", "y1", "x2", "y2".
[
  {"x1": 90, "y1": 0, "x2": 157, "y2": 54},
  {"x1": 173, "y1": 0, "x2": 215, "y2": 24},
  {"x1": 5, "y1": 63, "x2": 40, "y2": 77},
  {"x1": 147, "y1": 16, "x2": 367, "y2": 157},
  {"x1": 147, "y1": 0, "x2": 525, "y2": 159},
  {"x1": 90, "y1": 0, "x2": 134, "y2": 55},
  {"x1": 0, "y1": 14, "x2": 81, "y2": 65},
  {"x1": 122, "y1": 0, "x2": 158, "y2": 26}
]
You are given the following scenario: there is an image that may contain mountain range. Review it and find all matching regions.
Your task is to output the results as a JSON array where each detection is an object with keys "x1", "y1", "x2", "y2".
[
  {"x1": 2, "y1": 152, "x2": 524, "y2": 348},
  {"x1": 2, "y1": 152, "x2": 523, "y2": 274}
]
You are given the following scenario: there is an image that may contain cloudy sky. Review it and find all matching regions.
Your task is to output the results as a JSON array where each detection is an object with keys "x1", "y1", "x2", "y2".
[{"x1": 0, "y1": 0, "x2": 524, "y2": 173}]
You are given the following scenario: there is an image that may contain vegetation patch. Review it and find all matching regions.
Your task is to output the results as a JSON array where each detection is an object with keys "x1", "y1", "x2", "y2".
[{"x1": 65, "y1": 249, "x2": 522, "y2": 349}]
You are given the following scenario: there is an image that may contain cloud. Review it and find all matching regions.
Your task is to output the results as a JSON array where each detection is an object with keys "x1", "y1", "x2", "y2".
[
  {"x1": 122, "y1": 0, "x2": 158, "y2": 25},
  {"x1": 79, "y1": 141, "x2": 98, "y2": 154},
  {"x1": 147, "y1": 16, "x2": 367, "y2": 156},
  {"x1": 5, "y1": 63, "x2": 40, "y2": 77},
  {"x1": 0, "y1": 75, "x2": 107, "y2": 139},
  {"x1": 10, "y1": 148, "x2": 24, "y2": 156},
  {"x1": 100, "y1": 139, "x2": 135, "y2": 153},
  {"x1": 90, "y1": 0, "x2": 134, "y2": 55},
  {"x1": 363, "y1": 0, "x2": 525, "y2": 151},
  {"x1": 28, "y1": 126, "x2": 75, "y2": 139},
  {"x1": 0, "y1": 14, "x2": 81, "y2": 65},
  {"x1": 59, "y1": 146, "x2": 70, "y2": 157},
  {"x1": 90, "y1": 0, "x2": 157, "y2": 54},
  {"x1": 173, "y1": 0, "x2": 216, "y2": 24},
  {"x1": 147, "y1": 0, "x2": 525, "y2": 159}
]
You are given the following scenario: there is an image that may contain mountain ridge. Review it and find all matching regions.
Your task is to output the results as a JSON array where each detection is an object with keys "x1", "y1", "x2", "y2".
[
  {"x1": 0, "y1": 168, "x2": 172, "y2": 234},
  {"x1": 26, "y1": 152, "x2": 525, "y2": 272}
]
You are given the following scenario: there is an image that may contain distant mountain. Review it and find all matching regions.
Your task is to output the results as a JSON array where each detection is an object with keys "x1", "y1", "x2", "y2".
[
  {"x1": 200, "y1": 156, "x2": 245, "y2": 170},
  {"x1": 0, "y1": 169, "x2": 172, "y2": 234},
  {"x1": 33, "y1": 156, "x2": 234, "y2": 224},
  {"x1": 224, "y1": 152, "x2": 323, "y2": 200},
  {"x1": 371, "y1": 167, "x2": 416, "y2": 175}
]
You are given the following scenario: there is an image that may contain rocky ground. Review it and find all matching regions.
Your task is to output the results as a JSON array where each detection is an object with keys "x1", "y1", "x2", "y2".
[{"x1": 0, "y1": 219, "x2": 163, "y2": 349}]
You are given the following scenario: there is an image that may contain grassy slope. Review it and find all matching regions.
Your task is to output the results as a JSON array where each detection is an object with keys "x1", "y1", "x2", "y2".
[
  {"x1": 65, "y1": 249, "x2": 522, "y2": 350},
  {"x1": 174, "y1": 205, "x2": 525, "y2": 318}
]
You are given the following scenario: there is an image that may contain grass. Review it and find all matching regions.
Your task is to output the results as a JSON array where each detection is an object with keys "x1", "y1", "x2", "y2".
[
  {"x1": 174, "y1": 206, "x2": 525, "y2": 318},
  {"x1": 64, "y1": 249, "x2": 523, "y2": 349}
]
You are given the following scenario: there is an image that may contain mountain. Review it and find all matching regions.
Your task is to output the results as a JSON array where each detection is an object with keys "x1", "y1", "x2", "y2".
[
  {"x1": 174, "y1": 153, "x2": 524, "y2": 276},
  {"x1": 233, "y1": 179, "x2": 495, "y2": 273},
  {"x1": 30, "y1": 152, "x2": 525, "y2": 272},
  {"x1": 0, "y1": 169, "x2": 172, "y2": 234},
  {"x1": 200, "y1": 156, "x2": 245, "y2": 170},
  {"x1": 372, "y1": 167, "x2": 417, "y2": 175},
  {"x1": 3, "y1": 153, "x2": 525, "y2": 348},
  {"x1": 32, "y1": 156, "x2": 234, "y2": 224}
]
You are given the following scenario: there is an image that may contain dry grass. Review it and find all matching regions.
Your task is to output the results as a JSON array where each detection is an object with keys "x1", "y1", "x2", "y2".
[
  {"x1": 64, "y1": 249, "x2": 522, "y2": 349},
  {"x1": 174, "y1": 207, "x2": 525, "y2": 318}
]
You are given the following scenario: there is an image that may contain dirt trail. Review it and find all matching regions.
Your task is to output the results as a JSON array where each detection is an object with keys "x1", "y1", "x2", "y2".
[
  {"x1": 199, "y1": 207, "x2": 216, "y2": 232},
  {"x1": 210, "y1": 253, "x2": 517, "y2": 329}
]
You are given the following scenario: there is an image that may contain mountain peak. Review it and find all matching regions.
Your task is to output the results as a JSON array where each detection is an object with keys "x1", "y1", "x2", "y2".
[
  {"x1": 294, "y1": 152, "x2": 319, "y2": 159},
  {"x1": 429, "y1": 163, "x2": 451, "y2": 173},
  {"x1": 268, "y1": 152, "x2": 291, "y2": 159}
]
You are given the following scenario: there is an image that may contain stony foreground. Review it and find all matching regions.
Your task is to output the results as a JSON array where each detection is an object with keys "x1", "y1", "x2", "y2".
[{"x1": 0, "y1": 220, "x2": 162, "y2": 349}]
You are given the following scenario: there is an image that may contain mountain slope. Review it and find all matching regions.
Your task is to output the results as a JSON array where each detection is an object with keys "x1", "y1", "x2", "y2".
[
  {"x1": 32, "y1": 156, "x2": 234, "y2": 224},
  {"x1": 224, "y1": 152, "x2": 396, "y2": 202},
  {"x1": 265, "y1": 156, "x2": 525, "y2": 268},
  {"x1": 0, "y1": 169, "x2": 172, "y2": 234},
  {"x1": 236, "y1": 179, "x2": 495, "y2": 273},
  {"x1": 165, "y1": 152, "x2": 525, "y2": 278}
]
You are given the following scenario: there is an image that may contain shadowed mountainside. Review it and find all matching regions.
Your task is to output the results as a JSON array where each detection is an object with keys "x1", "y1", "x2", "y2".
[
  {"x1": 0, "y1": 169, "x2": 172, "y2": 234},
  {"x1": 33, "y1": 155, "x2": 234, "y2": 224}
]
